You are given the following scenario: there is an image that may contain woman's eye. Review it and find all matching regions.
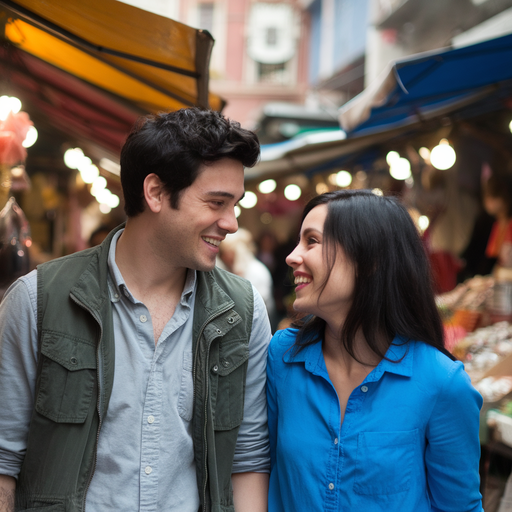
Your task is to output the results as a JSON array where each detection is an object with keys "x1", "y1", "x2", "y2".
[{"x1": 307, "y1": 237, "x2": 318, "y2": 245}]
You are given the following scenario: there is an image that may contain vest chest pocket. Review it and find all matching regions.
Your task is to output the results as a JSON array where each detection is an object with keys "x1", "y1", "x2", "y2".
[
  {"x1": 210, "y1": 337, "x2": 249, "y2": 431},
  {"x1": 35, "y1": 332, "x2": 97, "y2": 423}
]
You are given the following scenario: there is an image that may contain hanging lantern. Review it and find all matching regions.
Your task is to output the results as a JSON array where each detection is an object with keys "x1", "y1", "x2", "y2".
[{"x1": 430, "y1": 139, "x2": 456, "y2": 170}]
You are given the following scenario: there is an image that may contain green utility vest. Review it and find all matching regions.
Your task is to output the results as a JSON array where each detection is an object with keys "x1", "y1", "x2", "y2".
[{"x1": 16, "y1": 226, "x2": 254, "y2": 512}]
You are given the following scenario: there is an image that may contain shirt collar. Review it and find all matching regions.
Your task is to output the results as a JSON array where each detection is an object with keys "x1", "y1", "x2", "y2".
[
  {"x1": 284, "y1": 333, "x2": 415, "y2": 380},
  {"x1": 107, "y1": 228, "x2": 197, "y2": 305}
]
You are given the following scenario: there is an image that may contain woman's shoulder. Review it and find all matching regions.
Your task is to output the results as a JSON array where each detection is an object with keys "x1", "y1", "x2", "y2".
[
  {"x1": 410, "y1": 341, "x2": 471, "y2": 390},
  {"x1": 268, "y1": 327, "x2": 301, "y2": 359},
  {"x1": 270, "y1": 327, "x2": 299, "y2": 349}
]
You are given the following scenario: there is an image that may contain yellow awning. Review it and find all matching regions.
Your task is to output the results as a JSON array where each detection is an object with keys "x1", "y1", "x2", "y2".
[{"x1": 0, "y1": 0, "x2": 223, "y2": 112}]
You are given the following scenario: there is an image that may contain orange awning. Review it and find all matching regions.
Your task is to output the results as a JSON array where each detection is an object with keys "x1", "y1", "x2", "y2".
[{"x1": 0, "y1": 0, "x2": 223, "y2": 113}]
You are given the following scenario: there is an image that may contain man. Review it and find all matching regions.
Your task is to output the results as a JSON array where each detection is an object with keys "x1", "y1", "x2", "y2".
[{"x1": 0, "y1": 108, "x2": 271, "y2": 511}]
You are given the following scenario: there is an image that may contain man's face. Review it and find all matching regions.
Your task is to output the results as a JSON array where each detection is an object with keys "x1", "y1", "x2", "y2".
[{"x1": 154, "y1": 158, "x2": 245, "y2": 272}]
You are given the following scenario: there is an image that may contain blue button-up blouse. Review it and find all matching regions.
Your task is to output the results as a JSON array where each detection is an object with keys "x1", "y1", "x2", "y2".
[{"x1": 267, "y1": 328, "x2": 483, "y2": 512}]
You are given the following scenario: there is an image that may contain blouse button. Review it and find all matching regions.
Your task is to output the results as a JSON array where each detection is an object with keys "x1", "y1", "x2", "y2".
[
  {"x1": 361, "y1": 385, "x2": 368, "y2": 393},
  {"x1": 328, "y1": 483, "x2": 334, "y2": 490},
  {"x1": 334, "y1": 438, "x2": 338, "y2": 445}
]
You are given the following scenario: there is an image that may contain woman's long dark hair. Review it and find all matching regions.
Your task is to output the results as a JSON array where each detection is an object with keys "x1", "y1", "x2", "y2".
[{"x1": 292, "y1": 190, "x2": 454, "y2": 362}]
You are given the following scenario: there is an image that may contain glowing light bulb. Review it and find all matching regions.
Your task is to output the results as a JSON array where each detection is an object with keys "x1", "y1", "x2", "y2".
[
  {"x1": 336, "y1": 170, "x2": 352, "y2": 188},
  {"x1": 284, "y1": 184, "x2": 301, "y2": 201},
  {"x1": 64, "y1": 148, "x2": 84, "y2": 169},
  {"x1": 99, "y1": 203, "x2": 111, "y2": 214},
  {"x1": 386, "y1": 151, "x2": 400, "y2": 166},
  {"x1": 96, "y1": 188, "x2": 112, "y2": 205},
  {"x1": 239, "y1": 191, "x2": 257, "y2": 209},
  {"x1": 107, "y1": 193, "x2": 120, "y2": 209},
  {"x1": 258, "y1": 179, "x2": 276, "y2": 194},
  {"x1": 76, "y1": 157, "x2": 92, "y2": 174},
  {"x1": 234, "y1": 206, "x2": 241, "y2": 218},
  {"x1": 91, "y1": 176, "x2": 107, "y2": 196},
  {"x1": 430, "y1": 139, "x2": 456, "y2": 170},
  {"x1": 22, "y1": 126, "x2": 38, "y2": 148},
  {"x1": 316, "y1": 183, "x2": 329, "y2": 195},
  {"x1": 418, "y1": 215, "x2": 430, "y2": 231},
  {"x1": 81, "y1": 164, "x2": 100, "y2": 184},
  {"x1": 389, "y1": 157, "x2": 412, "y2": 180},
  {"x1": 419, "y1": 147, "x2": 430, "y2": 160}
]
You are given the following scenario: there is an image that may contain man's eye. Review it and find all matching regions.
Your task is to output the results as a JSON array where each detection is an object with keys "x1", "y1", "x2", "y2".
[{"x1": 211, "y1": 201, "x2": 224, "y2": 207}]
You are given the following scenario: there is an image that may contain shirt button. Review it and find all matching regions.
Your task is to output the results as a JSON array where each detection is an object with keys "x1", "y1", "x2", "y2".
[
  {"x1": 147, "y1": 415, "x2": 155, "y2": 424},
  {"x1": 361, "y1": 385, "x2": 368, "y2": 393},
  {"x1": 334, "y1": 438, "x2": 338, "y2": 445},
  {"x1": 328, "y1": 483, "x2": 334, "y2": 490},
  {"x1": 212, "y1": 365, "x2": 219, "y2": 373},
  {"x1": 114, "y1": 293, "x2": 119, "y2": 299},
  {"x1": 140, "y1": 314, "x2": 147, "y2": 323},
  {"x1": 145, "y1": 466, "x2": 152, "y2": 475}
]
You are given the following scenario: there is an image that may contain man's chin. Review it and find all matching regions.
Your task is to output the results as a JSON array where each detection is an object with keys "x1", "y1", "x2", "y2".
[{"x1": 194, "y1": 260, "x2": 217, "y2": 272}]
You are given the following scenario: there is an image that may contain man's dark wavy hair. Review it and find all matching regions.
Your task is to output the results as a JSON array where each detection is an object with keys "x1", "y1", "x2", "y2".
[
  {"x1": 292, "y1": 190, "x2": 454, "y2": 363},
  {"x1": 120, "y1": 107, "x2": 260, "y2": 216}
]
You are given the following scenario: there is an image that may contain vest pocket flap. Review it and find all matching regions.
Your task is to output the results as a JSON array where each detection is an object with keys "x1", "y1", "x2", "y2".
[
  {"x1": 40, "y1": 332, "x2": 97, "y2": 371},
  {"x1": 217, "y1": 339, "x2": 249, "y2": 376}
]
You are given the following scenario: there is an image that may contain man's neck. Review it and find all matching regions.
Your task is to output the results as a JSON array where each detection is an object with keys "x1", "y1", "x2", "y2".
[{"x1": 114, "y1": 218, "x2": 188, "y2": 303}]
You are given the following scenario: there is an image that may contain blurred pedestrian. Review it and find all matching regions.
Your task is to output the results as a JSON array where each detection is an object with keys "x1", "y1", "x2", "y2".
[{"x1": 220, "y1": 228, "x2": 277, "y2": 327}]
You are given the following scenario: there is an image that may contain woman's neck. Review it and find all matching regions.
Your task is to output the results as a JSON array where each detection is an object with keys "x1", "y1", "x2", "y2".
[{"x1": 323, "y1": 323, "x2": 382, "y2": 375}]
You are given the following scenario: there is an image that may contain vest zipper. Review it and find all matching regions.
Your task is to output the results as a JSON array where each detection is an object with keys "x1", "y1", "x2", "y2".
[
  {"x1": 193, "y1": 303, "x2": 233, "y2": 511},
  {"x1": 70, "y1": 293, "x2": 104, "y2": 512}
]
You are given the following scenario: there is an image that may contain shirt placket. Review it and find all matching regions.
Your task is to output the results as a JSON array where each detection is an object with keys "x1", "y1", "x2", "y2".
[
  {"x1": 321, "y1": 371, "x2": 375, "y2": 512},
  {"x1": 136, "y1": 304, "x2": 164, "y2": 512}
]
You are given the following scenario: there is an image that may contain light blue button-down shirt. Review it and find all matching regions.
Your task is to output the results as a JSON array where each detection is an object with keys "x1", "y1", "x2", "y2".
[
  {"x1": 0, "y1": 230, "x2": 271, "y2": 511},
  {"x1": 267, "y1": 328, "x2": 483, "y2": 512}
]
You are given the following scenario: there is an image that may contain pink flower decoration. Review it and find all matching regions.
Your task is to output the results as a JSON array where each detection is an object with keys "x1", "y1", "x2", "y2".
[{"x1": 0, "y1": 111, "x2": 33, "y2": 165}]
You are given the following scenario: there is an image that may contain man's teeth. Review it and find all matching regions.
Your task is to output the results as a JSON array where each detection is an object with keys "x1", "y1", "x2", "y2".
[
  {"x1": 203, "y1": 237, "x2": 220, "y2": 247},
  {"x1": 295, "y1": 276, "x2": 312, "y2": 285}
]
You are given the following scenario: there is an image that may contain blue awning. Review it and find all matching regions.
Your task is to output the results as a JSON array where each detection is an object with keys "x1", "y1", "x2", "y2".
[{"x1": 339, "y1": 32, "x2": 512, "y2": 136}]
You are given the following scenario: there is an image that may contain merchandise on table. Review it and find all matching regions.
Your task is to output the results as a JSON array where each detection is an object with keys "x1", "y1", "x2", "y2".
[{"x1": 451, "y1": 321, "x2": 512, "y2": 382}]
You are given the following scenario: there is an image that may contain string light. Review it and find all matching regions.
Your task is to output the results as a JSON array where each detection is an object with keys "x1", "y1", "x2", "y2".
[{"x1": 430, "y1": 139, "x2": 456, "y2": 170}]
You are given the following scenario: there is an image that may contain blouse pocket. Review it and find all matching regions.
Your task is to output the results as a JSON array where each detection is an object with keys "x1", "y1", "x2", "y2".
[
  {"x1": 177, "y1": 350, "x2": 194, "y2": 421},
  {"x1": 353, "y1": 429, "x2": 418, "y2": 495},
  {"x1": 35, "y1": 331, "x2": 97, "y2": 423}
]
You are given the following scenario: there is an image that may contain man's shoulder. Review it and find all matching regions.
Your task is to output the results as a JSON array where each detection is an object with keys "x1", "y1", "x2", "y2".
[{"x1": 38, "y1": 246, "x2": 100, "y2": 272}]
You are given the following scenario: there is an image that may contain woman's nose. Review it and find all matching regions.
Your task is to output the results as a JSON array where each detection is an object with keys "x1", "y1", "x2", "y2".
[{"x1": 286, "y1": 246, "x2": 302, "y2": 267}]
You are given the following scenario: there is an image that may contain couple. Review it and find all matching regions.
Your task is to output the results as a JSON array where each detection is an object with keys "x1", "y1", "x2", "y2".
[{"x1": 0, "y1": 108, "x2": 483, "y2": 511}]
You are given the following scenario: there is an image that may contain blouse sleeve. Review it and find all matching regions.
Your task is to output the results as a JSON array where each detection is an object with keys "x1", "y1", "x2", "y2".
[{"x1": 425, "y1": 362, "x2": 483, "y2": 512}]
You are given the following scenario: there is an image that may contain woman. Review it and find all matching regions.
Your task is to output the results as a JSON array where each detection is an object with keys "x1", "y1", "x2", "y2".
[{"x1": 267, "y1": 190, "x2": 483, "y2": 512}]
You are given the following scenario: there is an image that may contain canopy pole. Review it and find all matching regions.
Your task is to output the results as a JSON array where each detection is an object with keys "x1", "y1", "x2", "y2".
[{"x1": 195, "y1": 30, "x2": 214, "y2": 109}]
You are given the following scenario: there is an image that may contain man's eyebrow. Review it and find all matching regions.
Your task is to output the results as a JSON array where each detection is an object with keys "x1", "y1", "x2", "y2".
[{"x1": 206, "y1": 191, "x2": 245, "y2": 202}]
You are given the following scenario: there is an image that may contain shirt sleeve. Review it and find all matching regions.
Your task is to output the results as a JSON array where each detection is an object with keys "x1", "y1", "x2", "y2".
[
  {"x1": 0, "y1": 270, "x2": 39, "y2": 478},
  {"x1": 266, "y1": 333, "x2": 278, "y2": 471},
  {"x1": 232, "y1": 285, "x2": 271, "y2": 474},
  {"x1": 425, "y1": 362, "x2": 483, "y2": 512}
]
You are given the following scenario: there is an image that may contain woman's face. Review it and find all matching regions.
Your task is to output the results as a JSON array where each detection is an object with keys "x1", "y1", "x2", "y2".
[{"x1": 286, "y1": 204, "x2": 356, "y2": 325}]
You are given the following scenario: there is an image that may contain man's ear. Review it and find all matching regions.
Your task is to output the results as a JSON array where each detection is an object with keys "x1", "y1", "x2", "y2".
[{"x1": 143, "y1": 173, "x2": 166, "y2": 213}]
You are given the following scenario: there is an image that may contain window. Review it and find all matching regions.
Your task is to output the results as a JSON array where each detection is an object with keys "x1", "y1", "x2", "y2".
[{"x1": 198, "y1": 2, "x2": 214, "y2": 33}]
